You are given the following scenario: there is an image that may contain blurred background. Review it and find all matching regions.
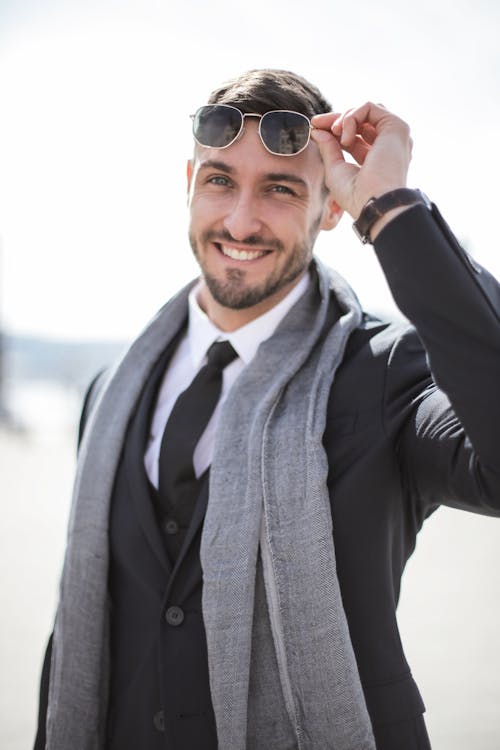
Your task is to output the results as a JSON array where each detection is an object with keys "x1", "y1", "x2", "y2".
[{"x1": 0, "y1": 1, "x2": 499, "y2": 748}]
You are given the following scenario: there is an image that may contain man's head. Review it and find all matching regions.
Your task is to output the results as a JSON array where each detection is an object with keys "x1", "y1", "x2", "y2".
[{"x1": 187, "y1": 69, "x2": 342, "y2": 331}]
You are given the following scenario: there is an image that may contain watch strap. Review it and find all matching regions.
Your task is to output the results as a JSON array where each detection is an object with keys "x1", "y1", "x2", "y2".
[{"x1": 353, "y1": 188, "x2": 430, "y2": 244}]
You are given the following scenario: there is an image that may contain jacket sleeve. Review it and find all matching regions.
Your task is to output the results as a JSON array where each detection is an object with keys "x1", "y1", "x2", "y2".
[
  {"x1": 33, "y1": 634, "x2": 52, "y2": 750},
  {"x1": 33, "y1": 370, "x2": 107, "y2": 749},
  {"x1": 374, "y1": 202, "x2": 500, "y2": 515}
]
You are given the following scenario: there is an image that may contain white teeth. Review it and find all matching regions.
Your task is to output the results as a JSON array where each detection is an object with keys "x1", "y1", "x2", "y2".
[{"x1": 220, "y1": 245, "x2": 266, "y2": 261}]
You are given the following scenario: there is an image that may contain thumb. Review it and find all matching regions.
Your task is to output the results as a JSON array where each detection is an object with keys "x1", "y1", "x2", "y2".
[
  {"x1": 311, "y1": 128, "x2": 351, "y2": 201},
  {"x1": 311, "y1": 128, "x2": 345, "y2": 170},
  {"x1": 311, "y1": 129, "x2": 359, "y2": 215}
]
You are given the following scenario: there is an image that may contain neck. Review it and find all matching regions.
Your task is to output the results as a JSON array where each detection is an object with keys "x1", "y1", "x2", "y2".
[{"x1": 196, "y1": 275, "x2": 307, "y2": 332}]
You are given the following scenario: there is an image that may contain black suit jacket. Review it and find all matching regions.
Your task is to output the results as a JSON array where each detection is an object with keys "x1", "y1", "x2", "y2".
[
  {"x1": 35, "y1": 203, "x2": 500, "y2": 749},
  {"x1": 321, "y1": 203, "x2": 500, "y2": 744}
]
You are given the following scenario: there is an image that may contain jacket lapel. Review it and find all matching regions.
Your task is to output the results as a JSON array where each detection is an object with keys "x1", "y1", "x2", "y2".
[{"x1": 122, "y1": 338, "x2": 183, "y2": 576}]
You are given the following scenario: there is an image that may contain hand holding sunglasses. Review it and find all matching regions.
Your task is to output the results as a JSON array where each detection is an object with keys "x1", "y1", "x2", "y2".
[{"x1": 310, "y1": 103, "x2": 413, "y2": 229}]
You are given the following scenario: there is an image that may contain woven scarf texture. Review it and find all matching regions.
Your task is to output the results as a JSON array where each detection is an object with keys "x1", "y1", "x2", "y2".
[{"x1": 46, "y1": 259, "x2": 375, "y2": 749}]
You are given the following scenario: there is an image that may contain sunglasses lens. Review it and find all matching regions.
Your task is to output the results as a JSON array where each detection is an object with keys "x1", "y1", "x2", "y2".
[
  {"x1": 192, "y1": 105, "x2": 243, "y2": 148},
  {"x1": 260, "y1": 111, "x2": 311, "y2": 155}
]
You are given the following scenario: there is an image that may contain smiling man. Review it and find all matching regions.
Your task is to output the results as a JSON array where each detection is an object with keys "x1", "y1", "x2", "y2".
[
  {"x1": 186, "y1": 118, "x2": 340, "y2": 327},
  {"x1": 35, "y1": 69, "x2": 500, "y2": 750}
]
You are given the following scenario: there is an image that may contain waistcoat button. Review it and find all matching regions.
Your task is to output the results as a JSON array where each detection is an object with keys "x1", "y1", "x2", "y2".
[
  {"x1": 164, "y1": 518, "x2": 179, "y2": 535},
  {"x1": 153, "y1": 710, "x2": 165, "y2": 732},
  {"x1": 165, "y1": 605, "x2": 184, "y2": 626}
]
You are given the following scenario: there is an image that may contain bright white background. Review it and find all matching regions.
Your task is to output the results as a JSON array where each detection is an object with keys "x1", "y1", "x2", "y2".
[
  {"x1": 1, "y1": 0, "x2": 499, "y2": 340},
  {"x1": 1, "y1": 2, "x2": 500, "y2": 749}
]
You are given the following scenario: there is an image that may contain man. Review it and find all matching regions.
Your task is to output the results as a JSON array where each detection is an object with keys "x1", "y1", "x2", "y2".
[{"x1": 35, "y1": 69, "x2": 500, "y2": 750}]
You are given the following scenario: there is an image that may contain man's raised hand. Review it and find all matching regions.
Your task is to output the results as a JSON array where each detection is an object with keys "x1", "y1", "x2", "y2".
[{"x1": 311, "y1": 103, "x2": 413, "y2": 228}]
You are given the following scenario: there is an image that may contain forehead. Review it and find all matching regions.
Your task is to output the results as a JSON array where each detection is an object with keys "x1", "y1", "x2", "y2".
[{"x1": 193, "y1": 119, "x2": 325, "y2": 184}]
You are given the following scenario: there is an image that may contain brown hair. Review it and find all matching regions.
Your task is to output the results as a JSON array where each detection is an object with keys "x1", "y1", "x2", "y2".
[{"x1": 207, "y1": 69, "x2": 331, "y2": 118}]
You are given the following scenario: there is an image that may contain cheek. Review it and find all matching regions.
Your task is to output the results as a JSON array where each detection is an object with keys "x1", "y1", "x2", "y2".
[
  {"x1": 259, "y1": 201, "x2": 309, "y2": 233},
  {"x1": 189, "y1": 191, "x2": 232, "y2": 223},
  {"x1": 188, "y1": 198, "x2": 213, "y2": 231}
]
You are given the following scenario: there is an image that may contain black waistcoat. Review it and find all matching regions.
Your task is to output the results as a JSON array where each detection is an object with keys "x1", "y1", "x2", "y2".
[{"x1": 107, "y1": 345, "x2": 218, "y2": 750}]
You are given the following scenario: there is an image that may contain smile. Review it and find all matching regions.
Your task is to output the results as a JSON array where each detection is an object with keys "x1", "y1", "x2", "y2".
[{"x1": 219, "y1": 244, "x2": 269, "y2": 262}]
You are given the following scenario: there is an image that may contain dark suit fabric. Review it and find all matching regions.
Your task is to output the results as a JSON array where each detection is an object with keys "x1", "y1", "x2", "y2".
[
  {"x1": 34, "y1": 203, "x2": 500, "y2": 750},
  {"x1": 106, "y1": 343, "x2": 217, "y2": 749}
]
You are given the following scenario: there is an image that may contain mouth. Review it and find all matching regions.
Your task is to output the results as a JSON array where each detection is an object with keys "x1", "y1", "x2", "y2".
[{"x1": 215, "y1": 243, "x2": 271, "y2": 262}]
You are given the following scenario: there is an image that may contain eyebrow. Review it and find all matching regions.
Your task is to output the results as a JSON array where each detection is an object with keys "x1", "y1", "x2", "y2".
[
  {"x1": 198, "y1": 159, "x2": 235, "y2": 174},
  {"x1": 265, "y1": 172, "x2": 308, "y2": 189}
]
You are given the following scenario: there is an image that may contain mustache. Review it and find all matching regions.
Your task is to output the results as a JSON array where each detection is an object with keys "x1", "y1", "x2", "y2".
[{"x1": 202, "y1": 229, "x2": 284, "y2": 252}]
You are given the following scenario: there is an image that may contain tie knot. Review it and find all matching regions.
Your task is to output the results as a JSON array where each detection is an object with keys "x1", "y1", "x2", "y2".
[{"x1": 206, "y1": 340, "x2": 238, "y2": 370}]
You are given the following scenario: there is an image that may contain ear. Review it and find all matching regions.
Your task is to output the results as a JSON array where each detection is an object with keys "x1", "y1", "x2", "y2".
[
  {"x1": 186, "y1": 159, "x2": 194, "y2": 194},
  {"x1": 320, "y1": 194, "x2": 343, "y2": 231}
]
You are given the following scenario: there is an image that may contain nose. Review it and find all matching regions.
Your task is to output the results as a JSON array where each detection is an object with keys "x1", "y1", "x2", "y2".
[{"x1": 222, "y1": 193, "x2": 263, "y2": 242}]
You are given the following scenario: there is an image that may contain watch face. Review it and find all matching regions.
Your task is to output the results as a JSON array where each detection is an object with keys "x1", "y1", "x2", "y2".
[
  {"x1": 352, "y1": 221, "x2": 371, "y2": 244},
  {"x1": 353, "y1": 197, "x2": 379, "y2": 244}
]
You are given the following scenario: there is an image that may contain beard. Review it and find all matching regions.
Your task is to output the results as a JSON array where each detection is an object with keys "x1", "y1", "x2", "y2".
[{"x1": 189, "y1": 223, "x2": 320, "y2": 310}]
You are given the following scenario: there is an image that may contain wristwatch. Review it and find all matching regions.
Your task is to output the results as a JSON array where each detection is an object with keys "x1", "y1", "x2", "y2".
[{"x1": 352, "y1": 188, "x2": 431, "y2": 244}]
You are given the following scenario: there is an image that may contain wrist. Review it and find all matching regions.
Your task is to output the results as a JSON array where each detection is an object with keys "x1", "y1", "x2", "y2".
[
  {"x1": 369, "y1": 205, "x2": 414, "y2": 242},
  {"x1": 352, "y1": 188, "x2": 431, "y2": 244}
]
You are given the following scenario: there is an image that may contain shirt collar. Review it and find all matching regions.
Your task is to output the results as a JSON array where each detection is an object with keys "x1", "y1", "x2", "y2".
[{"x1": 187, "y1": 271, "x2": 311, "y2": 368}]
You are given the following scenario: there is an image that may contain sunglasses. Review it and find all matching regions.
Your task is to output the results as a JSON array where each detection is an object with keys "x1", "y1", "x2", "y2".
[{"x1": 191, "y1": 104, "x2": 313, "y2": 156}]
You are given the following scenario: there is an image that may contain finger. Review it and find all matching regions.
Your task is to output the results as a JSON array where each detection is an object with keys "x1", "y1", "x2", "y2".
[
  {"x1": 311, "y1": 112, "x2": 345, "y2": 145},
  {"x1": 339, "y1": 102, "x2": 409, "y2": 147},
  {"x1": 335, "y1": 104, "x2": 385, "y2": 144},
  {"x1": 310, "y1": 111, "x2": 342, "y2": 131},
  {"x1": 337, "y1": 122, "x2": 376, "y2": 152},
  {"x1": 359, "y1": 123, "x2": 377, "y2": 145},
  {"x1": 342, "y1": 135, "x2": 371, "y2": 166},
  {"x1": 339, "y1": 112, "x2": 365, "y2": 147},
  {"x1": 329, "y1": 109, "x2": 353, "y2": 138},
  {"x1": 344, "y1": 101, "x2": 389, "y2": 128},
  {"x1": 310, "y1": 128, "x2": 345, "y2": 170}
]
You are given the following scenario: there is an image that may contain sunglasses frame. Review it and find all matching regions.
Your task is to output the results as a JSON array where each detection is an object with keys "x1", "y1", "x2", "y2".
[{"x1": 191, "y1": 104, "x2": 313, "y2": 157}]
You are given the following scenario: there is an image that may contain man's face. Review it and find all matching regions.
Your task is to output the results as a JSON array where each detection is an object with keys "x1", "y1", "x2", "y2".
[{"x1": 187, "y1": 119, "x2": 341, "y2": 329}]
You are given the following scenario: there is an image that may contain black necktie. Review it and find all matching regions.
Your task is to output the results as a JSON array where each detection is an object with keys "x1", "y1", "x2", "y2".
[{"x1": 157, "y1": 340, "x2": 238, "y2": 520}]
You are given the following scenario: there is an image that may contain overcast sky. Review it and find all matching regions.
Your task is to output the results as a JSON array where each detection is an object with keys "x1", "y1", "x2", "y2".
[{"x1": 1, "y1": 0, "x2": 499, "y2": 340}]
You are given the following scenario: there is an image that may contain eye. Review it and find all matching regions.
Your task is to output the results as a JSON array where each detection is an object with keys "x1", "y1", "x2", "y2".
[
  {"x1": 208, "y1": 175, "x2": 232, "y2": 187},
  {"x1": 269, "y1": 184, "x2": 295, "y2": 195}
]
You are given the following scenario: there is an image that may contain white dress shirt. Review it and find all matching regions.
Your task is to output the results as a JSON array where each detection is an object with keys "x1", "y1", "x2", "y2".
[{"x1": 144, "y1": 272, "x2": 311, "y2": 487}]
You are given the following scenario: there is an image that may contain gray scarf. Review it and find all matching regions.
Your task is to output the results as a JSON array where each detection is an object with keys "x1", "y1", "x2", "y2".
[{"x1": 46, "y1": 259, "x2": 375, "y2": 750}]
